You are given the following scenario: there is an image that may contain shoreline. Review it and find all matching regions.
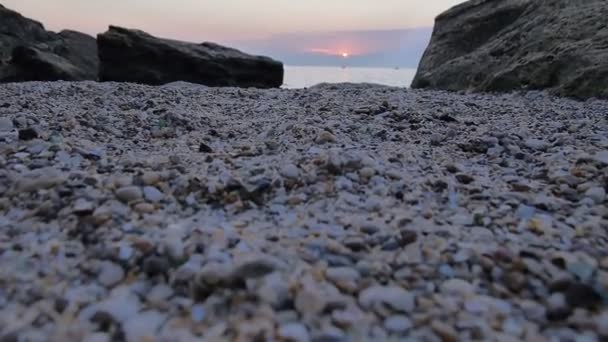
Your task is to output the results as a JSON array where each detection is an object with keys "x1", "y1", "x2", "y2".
[{"x1": 1, "y1": 81, "x2": 607, "y2": 340}]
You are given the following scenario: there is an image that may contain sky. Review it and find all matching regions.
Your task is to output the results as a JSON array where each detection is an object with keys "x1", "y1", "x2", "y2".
[{"x1": 3, "y1": 0, "x2": 466, "y2": 67}]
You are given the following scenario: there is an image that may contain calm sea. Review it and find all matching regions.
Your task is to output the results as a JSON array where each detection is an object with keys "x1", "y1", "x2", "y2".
[{"x1": 283, "y1": 65, "x2": 417, "y2": 89}]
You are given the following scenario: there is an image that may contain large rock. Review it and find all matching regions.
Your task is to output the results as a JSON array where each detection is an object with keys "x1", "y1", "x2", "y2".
[
  {"x1": 412, "y1": 0, "x2": 608, "y2": 99},
  {"x1": 0, "y1": 4, "x2": 98, "y2": 82},
  {"x1": 97, "y1": 26, "x2": 284, "y2": 88}
]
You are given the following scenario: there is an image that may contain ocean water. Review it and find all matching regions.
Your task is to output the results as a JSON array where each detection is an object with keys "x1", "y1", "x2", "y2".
[{"x1": 283, "y1": 65, "x2": 417, "y2": 89}]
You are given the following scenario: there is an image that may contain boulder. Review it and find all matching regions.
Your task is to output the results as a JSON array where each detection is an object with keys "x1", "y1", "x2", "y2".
[
  {"x1": 97, "y1": 26, "x2": 284, "y2": 88},
  {"x1": 0, "y1": 4, "x2": 98, "y2": 82},
  {"x1": 412, "y1": 0, "x2": 608, "y2": 99},
  {"x1": 0, "y1": 4, "x2": 52, "y2": 60}
]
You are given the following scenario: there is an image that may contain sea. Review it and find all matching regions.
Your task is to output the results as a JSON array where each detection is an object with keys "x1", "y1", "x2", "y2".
[{"x1": 282, "y1": 65, "x2": 417, "y2": 89}]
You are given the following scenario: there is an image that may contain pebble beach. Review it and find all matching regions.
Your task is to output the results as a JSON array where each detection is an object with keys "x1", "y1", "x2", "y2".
[{"x1": 0, "y1": 81, "x2": 607, "y2": 341}]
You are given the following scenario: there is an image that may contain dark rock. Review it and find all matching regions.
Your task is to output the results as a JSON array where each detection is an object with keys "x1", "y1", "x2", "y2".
[
  {"x1": 412, "y1": 0, "x2": 608, "y2": 100},
  {"x1": 97, "y1": 26, "x2": 284, "y2": 88},
  {"x1": 7, "y1": 45, "x2": 92, "y2": 81},
  {"x1": 458, "y1": 139, "x2": 490, "y2": 154},
  {"x1": 398, "y1": 229, "x2": 418, "y2": 247},
  {"x1": 142, "y1": 255, "x2": 170, "y2": 277},
  {"x1": 549, "y1": 279, "x2": 602, "y2": 309},
  {"x1": 0, "y1": 5, "x2": 52, "y2": 61},
  {"x1": 455, "y1": 174, "x2": 475, "y2": 184},
  {"x1": 198, "y1": 142, "x2": 213, "y2": 153},
  {"x1": 564, "y1": 283, "x2": 602, "y2": 309},
  {"x1": 18, "y1": 127, "x2": 38, "y2": 140},
  {"x1": 0, "y1": 5, "x2": 98, "y2": 82}
]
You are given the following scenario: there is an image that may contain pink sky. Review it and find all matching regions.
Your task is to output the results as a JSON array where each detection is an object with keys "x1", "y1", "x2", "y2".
[{"x1": 3, "y1": 0, "x2": 465, "y2": 42}]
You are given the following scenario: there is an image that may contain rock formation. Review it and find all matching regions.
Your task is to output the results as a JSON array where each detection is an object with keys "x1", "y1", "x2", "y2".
[
  {"x1": 0, "y1": 4, "x2": 98, "y2": 82},
  {"x1": 412, "y1": 0, "x2": 608, "y2": 99},
  {"x1": 97, "y1": 26, "x2": 284, "y2": 88}
]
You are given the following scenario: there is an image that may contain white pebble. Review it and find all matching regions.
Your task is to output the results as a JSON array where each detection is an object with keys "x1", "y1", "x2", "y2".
[
  {"x1": 143, "y1": 186, "x2": 164, "y2": 203},
  {"x1": 98, "y1": 261, "x2": 125, "y2": 287},
  {"x1": 278, "y1": 322, "x2": 310, "y2": 342}
]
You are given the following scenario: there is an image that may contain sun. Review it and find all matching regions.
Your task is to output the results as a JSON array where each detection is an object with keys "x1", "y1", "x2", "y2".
[{"x1": 341, "y1": 52, "x2": 349, "y2": 58}]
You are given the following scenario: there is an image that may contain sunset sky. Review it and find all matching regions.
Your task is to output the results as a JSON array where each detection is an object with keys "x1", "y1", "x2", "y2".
[{"x1": 3, "y1": 0, "x2": 466, "y2": 67}]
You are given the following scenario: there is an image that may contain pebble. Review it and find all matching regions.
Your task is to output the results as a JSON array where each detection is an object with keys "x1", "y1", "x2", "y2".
[
  {"x1": 384, "y1": 315, "x2": 413, "y2": 333},
  {"x1": 524, "y1": 138, "x2": 550, "y2": 151},
  {"x1": 0, "y1": 117, "x2": 13, "y2": 132},
  {"x1": 73, "y1": 198, "x2": 94, "y2": 215},
  {"x1": 18, "y1": 127, "x2": 38, "y2": 140},
  {"x1": 597, "y1": 311, "x2": 608, "y2": 337},
  {"x1": 585, "y1": 186, "x2": 606, "y2": 204},
  {"x1": 97, "y1": 261, "x2": 125, "y2": 287},
  {"x1": 441, "y1": 278, "x2": 475, "y2": 296},
  {"x1": 141, "y1": 172, "x2": 161, "y2": 185},
  {"x1": 231, "y1": 255, "x2": 280, "y2": 279},
  {"x1": 82, "y1": 333, "x2": 111, "y2": 342},
  {"x1": 278, "y1": 322, "x2": 311, "y2": 342},
  {"x1": 134, "y1": 202, "x2": 156, "y2": 213},
  {"x1": 358, "y1": 285, "x2": 415, "y2": 313},
  {"x1": 143, "y1": 186, "x2": 164, "y2": 203},
  {"x1": 280, "y1": 163, "x2": 301, "y2": 179},
  {"x1": 325, "y1": 267, "x2": 360, "y2": 291},
  {"x1": 115, "y1": 186, "x2": 143, "y2": 203},
  {"x1": 316, "y1": 131, "x2": 337, "y2": 144},
  {"x1": 431, "y1": 320, "x2": 459, "y2": 342}
]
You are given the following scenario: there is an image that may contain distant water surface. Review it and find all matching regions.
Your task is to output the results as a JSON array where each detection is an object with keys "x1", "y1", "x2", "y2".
[{"x1": 283, "y1": 65, "x2": 417, "y2": 89}]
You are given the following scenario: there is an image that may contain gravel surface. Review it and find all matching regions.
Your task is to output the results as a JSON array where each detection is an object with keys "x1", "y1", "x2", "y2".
[{"x1": 0, "y1": 81, "x2": 607, "y2": 341}]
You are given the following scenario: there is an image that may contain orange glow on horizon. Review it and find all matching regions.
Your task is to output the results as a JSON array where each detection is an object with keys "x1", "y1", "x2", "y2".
[{"x1": 307, "y1": 46, "x2": 365, "y2": 57}]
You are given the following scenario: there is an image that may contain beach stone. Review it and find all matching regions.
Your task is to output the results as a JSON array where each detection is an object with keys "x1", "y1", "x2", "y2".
[
  {"x1": 115, "y1": 186, "x2": 143, "y2": 203},
  {"x1": 412, "y1": 0, "x2": 608, "y2": 99},
  {"x1": 325, "y1": 267, "x2": 360, "y2": 291},
  {"x1": 430, "y1": 320, "x2": 459, "y2": 342},
  {"x1": 257, "y1": 273, "x2": 289, "y2": 308},
  {"x1": 593, "y1": 151, "x2": 608, "y2": 165},
  {"x1": 0, "y1": 117, "x2": 13, "y2": 132},
  {"x1": 134, "y1": 202, "x2": 156, "y2": 214},
  {"x1": 141, "y1": 172, "x2": 161, "y2": 185},
  {"x1": 72, "y1": 198, "x2": 94, "y2": 215},
  {"x1": 97, "y1": 26, "x2": 283, "y2": 88},
  {"x1": 123, "y1": 311, "x2": 165, "y2": 342},
  {"x1": 82, "y1": 333, "x2": 111, "y2": 342},
  {"x1": 97, "y1": 261, "x2": 124, "y2": 287},
  {"x1": 441, "y1": 278, "x2": 475, "y2": 296},
  {"x1": 546, "y1": 292, "x2": 571, "y2": 321},
  {"x1": 597, "y1": 311, "x2": 608, "y2": 337},
  {"x1": 524, "y1": 139, "x2": 550, "y2": 151},
  {"x1": 17, "y1": 167, "x2": 67, "y2": 192},
  {"x1": 384, "y1": 315, "x2": 413, "y2": 333},
  {"x1": 18, "y1": 127, "x2": 38, "y2": 140},
  {"x1": 311, "y1": 326, "x2": 346, "y2": 342},
  {"x1": 143, "y1": 186, "x2": 164, "y2": 203},
  {"x1": 231, "y1": 255, "x2": 280, "y2": 280},
  {"x1": 358, "y1": 285, "x2": 415, "y2": 313},
  {"x1": 278, "y1": 322, "x2": 311, "y2": 342},
  {"x1": 191, "y1": 304, "x2": 206, "y2": 323},
  {"x1": 316, "y1": 131, "x2": 337, "y2": 144},
  {"x1": 280, "y1": 164, "x2": 300, "y2": 179},
  {"x1": 585, "y1": 187, "x2": 606, "y2": 204},
  {"x1": 142, "y1": 256, "x2": 171, "y2": 277},
  {"x1": 0, "y1": 5, "x2": 98, "y2": 82}
]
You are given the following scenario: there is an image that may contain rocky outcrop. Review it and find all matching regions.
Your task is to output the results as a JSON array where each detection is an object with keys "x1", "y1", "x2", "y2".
[
  {"x1": 0, "y1": 4, "x2": 98, "y2": 82},
  {"x1": 412, "y1": 0, "x2": 608, "y2": 99},
  {"x1": 97, "y1": 26, "x2": 284, "y2": 88}
]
